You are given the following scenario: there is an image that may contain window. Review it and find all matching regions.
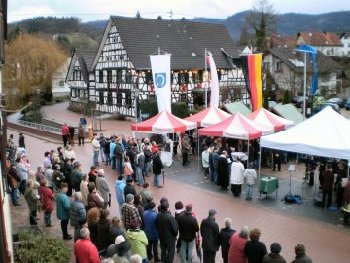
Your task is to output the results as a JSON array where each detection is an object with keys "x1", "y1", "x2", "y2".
[
  {"x1": 217, "y1": 70, "x2": 222, "y2": 81},
  {"x1": 276, "y1": 61, "x2": 283, "y2": 72},
  {"x1": 192, "y1": 71, "x2": 203, "y2": 83},
  {"x1": 145, "y1": 72, "x2": 153, "y2": 85},
  {"x1": 125, "y1": 71, "x2": 133, "y2": 84},
  {"x1": 99, "y1": 71, "x2": 103, "y2": 83},
  {"x1": 107, "y1": 70, "x2": 112, "y2": 87},
  {"x1": 99, "y1": 92, "x2": 104, "y2": 105},
  {"x1": 180, "y1": 94, "x2": 187, "y2": 102},
  {"x1": 263, "y1": 62, "x2": 270, "y2": 71},
  {"x1": 58, "y1": 80, "x2": 64, "y2": 87},
  {"x1": 73, "y1": 70, "x2": 82, "y2": 81},
  {"x1": 107, "y1": 91, "x2": 113, "y2": 105},
  {"x1": 117, "y1": 69, "x2": 123, "y2": 84},
  {"x1": 116, "y1": 92, "x2": 123, "y2": 105},
  {"x1": 178, "y1": 72, "x2": 189, "y2": 84},
  {"x1": 125, "y1": 91, "x2": 131, "y2": 106}
]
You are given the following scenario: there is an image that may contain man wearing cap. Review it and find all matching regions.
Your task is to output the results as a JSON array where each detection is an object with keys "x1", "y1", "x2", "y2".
[
  {"x1": 178, "y1": 204, "x2": 199, "y2": 263},
  {"x1": 106, "y1": 234, "x2": 131, "y2": 258},
  {"x1": 156, "y1": 198, "x2": 179, "y2": 263},
  {"x1": 121, "y1": 194, "x2": 142, "y2": 230},
  {"x1": 200, "y1": 209, "x2": 220, "y2": 263},
  {"x1": 74, "y1": 227, "x2": 100, "y2": 263},
  {"x1": 262, "y1": 243, "x2": 287, "y2": 263},
  {"x1": 124, "y1": 179, "x2": 137, "y2": 201}
]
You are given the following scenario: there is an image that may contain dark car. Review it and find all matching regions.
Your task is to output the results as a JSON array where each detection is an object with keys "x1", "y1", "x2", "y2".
[
  {"x1": 327, "y1": 98, "x2": 345, "y2": 108},
  {"x1": 292, "y1": 96, "x2": 310, "y2": 108},
  {"x1": 345, "y1": 98, "x2": 350, "y2": 110}
]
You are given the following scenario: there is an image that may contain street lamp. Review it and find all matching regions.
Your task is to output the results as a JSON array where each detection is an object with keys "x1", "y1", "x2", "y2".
[{"x1": 131, "y1": 87, "x2": 140, "y2": 123}]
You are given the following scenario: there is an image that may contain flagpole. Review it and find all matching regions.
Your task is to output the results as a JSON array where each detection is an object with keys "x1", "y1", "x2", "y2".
[
  {"x1": 204, "y1": 48, "x2": 208, "y2": 108},
  {"x1": 303, "y1": 52, "x2": 307, "y2": 119}
]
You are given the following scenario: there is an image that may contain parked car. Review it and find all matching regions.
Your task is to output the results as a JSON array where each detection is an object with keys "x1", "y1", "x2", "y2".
[
  {"x1": 327, "y1": 97, "x2": 345, "y2": 108},
  {"x1": 292, "y1": 96, "x2": 310, "y2": 108},
  {"x1": 345, "y1": 98, "x2": 350, "y2": 110},
  {"x1": 312, "y1": 102, "x2": 340, "y2": 115}
]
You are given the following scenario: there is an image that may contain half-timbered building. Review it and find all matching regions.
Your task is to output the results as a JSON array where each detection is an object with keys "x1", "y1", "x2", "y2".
[{"x1": 67, "y1": 16, "x2": 247, "y2": 117}]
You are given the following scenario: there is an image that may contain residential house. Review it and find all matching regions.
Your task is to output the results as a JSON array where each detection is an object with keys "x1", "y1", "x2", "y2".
[
  {"x1": 52, "y1": 58, "x2": 71, "y2": 98},
  {"x1": 66, "y1": 16, "x2": 246, "y2": 117},
  {"x1": 339, "y1": 33, "x2": 350, "y2": 57},
  {"x1": 296, "y1": 31, "x2": 343, "y2": 56},
  {"x1": 264, "y1": 47, "x2": 341, "y2": 96}
]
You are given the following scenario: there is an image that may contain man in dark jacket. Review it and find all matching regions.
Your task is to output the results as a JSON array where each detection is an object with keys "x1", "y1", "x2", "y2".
[
  {"x1": 124, "y1": 179, "x2": 137, "y2": 201},
  {"x1": 153, "y1": 151, "x2": 164, "y2": 188},
  {"x1": 200, "y1": 209, "x2": 220, "y2": 263},
  {"x1": 178, "y1": 204, "x2": 199, "y2": 263},
  {"x1": 219, "y1": 218, "x2": 235, "y2": 263},
  {"x1": 291, "y1": 244, "x2": 313, "y2": 263},
  {"x1": 211, "y1": 148, "x2": 220, "y2": 184},
  {"x1": 320, "y1": 164, "x2": 334, "y2": 208},
  {"x1": 156, "y1": 198, "x2": 178, "y2": 263},
  {"x1": 217, "y1": 151, "x2": 229, "y2": 190},
  {"x1": 262, "y1": 243, "x2": 287, "y2": 263}
]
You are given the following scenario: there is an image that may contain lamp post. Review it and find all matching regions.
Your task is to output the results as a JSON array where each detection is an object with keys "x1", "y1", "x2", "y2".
[{"x1": 131, "y1": 87, "x2": 140, "y2": 123}]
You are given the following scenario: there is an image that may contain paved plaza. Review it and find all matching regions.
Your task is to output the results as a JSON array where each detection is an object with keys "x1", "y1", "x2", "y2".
[{"x1": 8, "y1": 103, "x2": 350, "y2": 263}]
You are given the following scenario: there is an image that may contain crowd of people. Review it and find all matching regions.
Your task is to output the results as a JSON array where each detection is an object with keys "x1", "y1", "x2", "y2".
[{"x1": 5, "y1": 130, "x2": 323, "y2": 263}]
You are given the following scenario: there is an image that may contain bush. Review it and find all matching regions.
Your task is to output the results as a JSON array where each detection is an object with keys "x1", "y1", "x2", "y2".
[
  {"x1": 14, "y1": 229, "x2": 71, "y2": 263},
  {"x1": 139, "y1": 99, "x2": 158, "y2": 119},
  {"x1": 22, "y1": 110, "x2": 42, "y2": 123},
  {"x1": 171, "y1": 102, "x2": 190, "y2": 118}
]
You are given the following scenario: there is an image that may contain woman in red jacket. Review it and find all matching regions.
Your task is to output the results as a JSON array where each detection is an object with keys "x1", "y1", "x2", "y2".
[
  {"x1": 228, "y1": 226, "x2": 249, "y2": 263},
  {"x1": 39, "y1": 179, "x2": 54, "y2": 227}
]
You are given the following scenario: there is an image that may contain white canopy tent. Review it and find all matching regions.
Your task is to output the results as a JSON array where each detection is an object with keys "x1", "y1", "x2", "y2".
[{"x1": 260, "y1": 106, "x2": 350, "y2": 160}]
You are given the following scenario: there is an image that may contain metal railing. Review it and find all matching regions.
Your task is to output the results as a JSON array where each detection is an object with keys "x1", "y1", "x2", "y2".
[{"x1": 17, "y1": 120, "x2": 61, "y2": 133}]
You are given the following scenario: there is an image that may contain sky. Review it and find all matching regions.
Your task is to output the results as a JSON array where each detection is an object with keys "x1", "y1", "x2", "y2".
[{"x1": 8, "y1": 0, "x2": 350, "y2": 22}]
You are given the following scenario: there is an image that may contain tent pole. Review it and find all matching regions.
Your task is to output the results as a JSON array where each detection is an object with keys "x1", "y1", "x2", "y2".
[
  {"x1": 258, "y1": 144, "x2": 262, "y2": 181},
  {"x1": 247, "y1": 140, "x2": 250, "y2": 167},
  {"x1": 197, "y1": 128, "x2": 200, "y2": 171}
]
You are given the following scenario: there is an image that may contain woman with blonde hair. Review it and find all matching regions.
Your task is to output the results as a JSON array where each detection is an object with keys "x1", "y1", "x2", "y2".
[
  {"x1": 109, "y1": 216, "x2": 126, "y2": 244},
  {"x1": 87, "y1": 207, "x2": 100, "y2": 246},
  {"x1": 245, "y1": 228, "x2": 267, "y2": 263}
]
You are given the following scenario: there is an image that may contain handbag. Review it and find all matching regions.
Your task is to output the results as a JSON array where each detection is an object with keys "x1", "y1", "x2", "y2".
[{"x1": 341, "y1": 178, "x2": 348, "y2": 188}]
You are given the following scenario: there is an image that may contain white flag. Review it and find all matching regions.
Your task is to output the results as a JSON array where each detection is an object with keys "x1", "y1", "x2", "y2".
[
  {"x1": 150, "y1": 54, "x2": 172, "y2": 113},
  {"x1": 208, "y1": 52, "x2": 219, "y2": 107}
]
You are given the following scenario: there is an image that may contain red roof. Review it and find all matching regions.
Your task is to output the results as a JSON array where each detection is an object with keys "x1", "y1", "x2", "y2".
[{"x1": 298, "y1": 32, "x2": 342, "y2": 47}]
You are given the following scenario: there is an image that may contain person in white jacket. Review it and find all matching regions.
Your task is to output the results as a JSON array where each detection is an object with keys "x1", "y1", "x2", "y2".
[
  {"x1": 201, "y1": 146, "x2": 210, "y2": 179},
  {"x1": 230, "y1": 158, "x2": 245, "y2": 197},
  {"x1": 243, "y1": 165, "x2": 257, "y2": 200},
  {"x1": 91, "y1": 133, "x2": 100, "y2": 167}
]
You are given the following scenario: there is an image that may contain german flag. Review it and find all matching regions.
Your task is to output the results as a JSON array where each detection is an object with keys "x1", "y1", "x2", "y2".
[{"x1": 241, "y1": 54, "x2": 263, "y2": 111}]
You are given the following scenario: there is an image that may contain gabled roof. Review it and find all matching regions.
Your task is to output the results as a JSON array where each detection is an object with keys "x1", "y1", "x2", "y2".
[
  {"x1": 271, "y1": 34, "x2": 297, "y2": 48},
  {"x1": 66, "y1": 49, "x2": 97, "y2": 82},
  {"x1": 297, "y1": 31, "x2": 342, "y2": 47},
  {"x1": 92, "y1": 16, "x2": 241, "y2": 71},
  {"x1": 267, "y1": 47, "x2": 341, "y2": 74}
]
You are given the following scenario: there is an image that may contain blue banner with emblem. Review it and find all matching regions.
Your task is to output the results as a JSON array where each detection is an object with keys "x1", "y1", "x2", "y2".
[{"x1": 296, "y1": 44, "x2": 318, "y2": 95}]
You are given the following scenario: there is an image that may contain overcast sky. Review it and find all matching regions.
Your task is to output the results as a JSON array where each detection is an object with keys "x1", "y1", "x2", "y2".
[{"x1": 8, "y1": 0, "x2": 350, "y2": 22}]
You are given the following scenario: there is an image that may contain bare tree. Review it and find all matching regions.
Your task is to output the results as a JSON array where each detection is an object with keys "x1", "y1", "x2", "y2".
[
  {"x1": 246, "y1": 0, "x2": 277, "y2": 51},
  {"x1": 3, "y1": 33, "x2": 67, "y2": 109}
]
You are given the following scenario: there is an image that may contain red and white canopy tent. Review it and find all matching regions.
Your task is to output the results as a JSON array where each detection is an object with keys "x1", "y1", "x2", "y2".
[
  {"x1": 198, "y1": 112, "x2": 274, "y2": 163},
  {"x1": 131, "y1": 110, "x2": 197, "y2": 133},
  {"x1": 198, "y1": 112, "x2": 273, "y2": 139},
  {"x1": 248, "y1": 108, "x2": 294, "y2": 132},
  {"x1": 184, "y1": 105, "x2": 231, "y2": 128}
]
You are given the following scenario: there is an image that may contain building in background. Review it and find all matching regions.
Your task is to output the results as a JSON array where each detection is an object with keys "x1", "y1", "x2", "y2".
[
  {"x1": 264, "y1": 47, "x2": 341, "y2": 96},
  {"x1": 51, "y1": 57, "x2": 71, "y2": 98},
  {"x1": 0, "y1": 0, "x2": 14, "y2": 262},
  {"x1": 66, "y1": 16, "x2": 247, "y2": 117}
]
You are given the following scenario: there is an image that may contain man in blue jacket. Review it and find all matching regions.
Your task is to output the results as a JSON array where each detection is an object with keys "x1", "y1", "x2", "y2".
[
  {"x1": 56, "y1": 183, "x2": 72, "y2": 240},
  {"x1": 115, "y1": 175, "x2": 126, "y2": 213},
  {"x1": 143, "y1": 202, "x2": 160, "y2": 262}
]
